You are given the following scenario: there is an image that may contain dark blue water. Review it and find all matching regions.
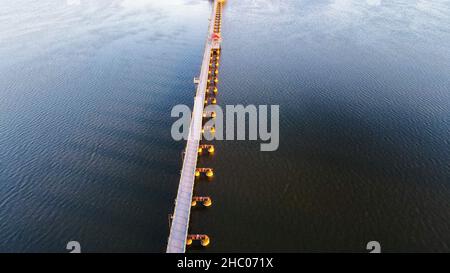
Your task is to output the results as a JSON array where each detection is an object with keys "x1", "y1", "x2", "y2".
[{"x1": 1, "y1": 0, "x2": 449, "y2": 252}]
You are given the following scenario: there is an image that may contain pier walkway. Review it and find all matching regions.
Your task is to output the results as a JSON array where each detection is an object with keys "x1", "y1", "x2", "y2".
[{"x1": 166, "y1": 0, "x2": 224, "y2": 253}]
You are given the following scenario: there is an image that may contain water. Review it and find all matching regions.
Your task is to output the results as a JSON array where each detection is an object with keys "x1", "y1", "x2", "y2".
[{"x1": 1, "y1": 0, "x2": 449, "y2": 252}]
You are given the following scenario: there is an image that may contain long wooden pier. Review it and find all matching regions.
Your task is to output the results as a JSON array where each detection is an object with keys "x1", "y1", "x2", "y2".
[{"x1": 166, "y1": 0, "x2": 224, "y2": 253}]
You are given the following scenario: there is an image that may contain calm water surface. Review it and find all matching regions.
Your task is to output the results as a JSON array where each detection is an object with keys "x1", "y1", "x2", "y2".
[{"x1": 0, "y1": 0, "x2": 449, "y2": 252}]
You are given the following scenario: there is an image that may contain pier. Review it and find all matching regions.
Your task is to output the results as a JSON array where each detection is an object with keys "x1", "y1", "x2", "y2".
[{"x1": 166, "y1": 0, "x2": 225, "y2": 253}]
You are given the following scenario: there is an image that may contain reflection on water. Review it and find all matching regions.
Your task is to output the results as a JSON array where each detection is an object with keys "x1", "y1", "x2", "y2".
[
  {"x1": 0, "y1": 0, "x2": 449, "y2": 252},
  {"x1": 0, "y1": 0, "x2": 211, "y2": 252}
]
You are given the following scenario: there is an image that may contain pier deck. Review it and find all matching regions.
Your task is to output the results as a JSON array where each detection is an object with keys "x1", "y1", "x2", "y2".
[{"x1": 166, "y1": 0, "x2": 224, "y2": 253}]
